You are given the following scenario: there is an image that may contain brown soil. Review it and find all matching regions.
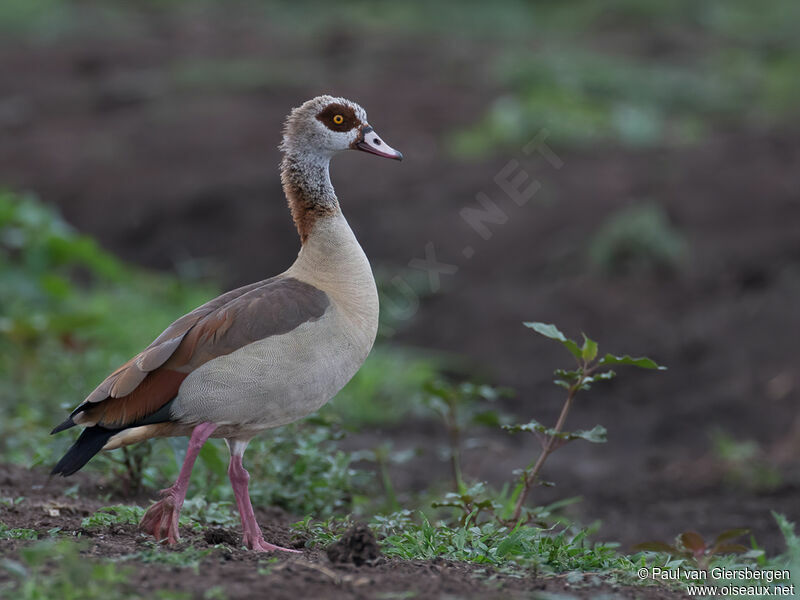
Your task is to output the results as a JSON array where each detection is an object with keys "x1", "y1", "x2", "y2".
[
  {"x1": 0, "y1": 464, "x2": 682, "y2": 599},
  {"x1": 1, "y1": 5, "x2": 799, "y2": 597}
]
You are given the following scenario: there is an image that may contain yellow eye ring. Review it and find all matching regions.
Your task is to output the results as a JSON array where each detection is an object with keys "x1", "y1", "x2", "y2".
[{"x1": 333, "y1": 114, "x2": 344, "y2": 125}]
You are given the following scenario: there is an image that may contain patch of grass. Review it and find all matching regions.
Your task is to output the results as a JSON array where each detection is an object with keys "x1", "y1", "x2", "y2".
[
  {"x1": 0, "y1": 496, "x2": 26, "y2": 508},
  {"x1": 295, "y1": 510, "x2": 800, "y2": 590},
  {"x1": 80, "y1": 499, "x2": 240, "y2": 533},
  {"x1": 449, "y1": 51, "x2": 730, "y2": 155},
  {"x1": 181, "y1": 497, "x2": 239, "y2": 527},
  {"x1": 245, "y1": 420, "x2": 370, "y2": 516},
  {"x1": 0, "y1": 522, "x2": 39, "y2": 540},
  {"x1": 0, "y1": 539, "x2": 136, "y2": 600},
  {"x1": 80, "y1": 505, "x2": 146, "y2": 529},
  {"x1": 124, "y1": 543, "x2": 214, "y2": 571},
  {"x1": 295, "y1": 511, "x2": 634, "y2": 572},
  {"x1": 446, "y1": 0, "x2": 800, "y2": 155},
  {"x1": 379, "y1": 514, "x2": 629, "y2": 570}
]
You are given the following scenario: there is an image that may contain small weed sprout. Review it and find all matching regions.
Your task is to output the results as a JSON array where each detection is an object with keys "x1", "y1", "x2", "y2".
[
  {"x1": 421, "y1": 380, "x2": 511, "y2": 492},
  {"x1": 505, "y1": 322, "x2": 665, "y2": 523}
]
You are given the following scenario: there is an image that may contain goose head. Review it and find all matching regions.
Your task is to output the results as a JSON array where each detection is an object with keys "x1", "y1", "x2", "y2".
[{"x1": 281, "y1": 95, "x2": 402, "y2": 161}]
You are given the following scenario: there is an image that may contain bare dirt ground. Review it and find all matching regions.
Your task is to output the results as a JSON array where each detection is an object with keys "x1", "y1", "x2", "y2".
[
  {"x1": 1, "y1": 6, "x2": 799, "y2": 595},
  {"x1": 0, "y1": 464, "x2": 683, "y2": 599}
]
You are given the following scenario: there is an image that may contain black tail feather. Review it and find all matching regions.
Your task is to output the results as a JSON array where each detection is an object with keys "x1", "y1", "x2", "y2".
[
  {"x1": 51, "y1": 426, "x2": 118, "y2": 477},
  {"x1": 50, "y1": 416, "x2": 76, "y2": 435}
]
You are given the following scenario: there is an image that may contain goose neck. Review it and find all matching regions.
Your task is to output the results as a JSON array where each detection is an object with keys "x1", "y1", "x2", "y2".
[{"x1": 281, "y1": 151, "x2": 340, "y2": 243}]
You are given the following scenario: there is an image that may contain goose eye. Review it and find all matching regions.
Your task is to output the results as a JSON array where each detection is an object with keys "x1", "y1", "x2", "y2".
[{"x1": 333, "y1": 115, "x2": 344, "y2": 125}]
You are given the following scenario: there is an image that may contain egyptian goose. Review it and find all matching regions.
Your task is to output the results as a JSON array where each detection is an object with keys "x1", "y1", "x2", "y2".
[{"x1": 51, "y1": 95, "x2": 402, "y2": 552}]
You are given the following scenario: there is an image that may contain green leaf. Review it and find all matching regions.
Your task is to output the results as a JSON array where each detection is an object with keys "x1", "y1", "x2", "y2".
[
  {"x1": 524, "y1": 322, "x2": 567, "y2": 341},
  {"x1": 554, "y1": 369, "x2": 581, "y2": 381},
  {"x1": 523, "y1": 322, "x2": 582, "y2": 360},
  {"x1": 423, "y1": 379, "x2": 453, "y2": 400},
  {"x1": 581, "y1": 334, "x2": 598, "y2": 362},
  {"x1": 568, "y1": 425, "x2": 607, "y2": 444},
  {"x1": 597, "y1": 354, "x2": 666, "y2": 370},
  {"x1": 504, "y1": 422, "x2": 607, "y2": 444},
  {"x1": 502, "y1": 419, "x2": 548, "y2": 435},
  {"x1": 581, "y1": 371, "x2": 616, "y2": 387},
  {"x1": 471, "y1": 410, "x2": 502, "y2": 427},
  {"x1": 594, "y1": 370, "x2": 616, "y2": 381},
  {"x1": 771, "y1": 512, "x2": 799, "y2": 557}
]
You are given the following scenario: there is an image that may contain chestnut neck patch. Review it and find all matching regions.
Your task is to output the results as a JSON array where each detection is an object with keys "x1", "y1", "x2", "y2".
[{"x1": 317, "y1": 103, "x2": 361, "y2": 132}]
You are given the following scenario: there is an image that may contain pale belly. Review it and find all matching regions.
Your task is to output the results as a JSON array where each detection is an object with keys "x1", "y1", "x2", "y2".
[{"x1": 169, "y1": 307, "x2": 373, "y2": 430}]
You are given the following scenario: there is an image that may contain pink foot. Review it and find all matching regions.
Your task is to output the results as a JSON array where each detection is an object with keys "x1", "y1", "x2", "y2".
[
  {"x1": 226, "y1": 442, "x2": 301, "y2": 553},
  {"x1": 139, "y1": 487, "x2": 182, "y2": 545},
  {"x1": 242, "y1": 531, "x2": 301, "y2": 553},
  {"x1": 138, "y1": 422, "x2": 218, "y2": 545}
]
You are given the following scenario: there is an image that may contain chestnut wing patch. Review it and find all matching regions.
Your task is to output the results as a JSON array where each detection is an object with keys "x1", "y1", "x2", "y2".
[
  {"x1": 83, "y1": 277, "x2": 271, "y2": 405},
  {"x1": 60, "y1": 277, "x2": 330, "y2": 431},
  {"x1": 316, "y1": 102, "x2": 361, "y2": 132}
]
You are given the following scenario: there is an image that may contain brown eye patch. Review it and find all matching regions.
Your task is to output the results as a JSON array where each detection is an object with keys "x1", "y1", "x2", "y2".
[{"x1": 316, "y1": 103, "x2": 361, "y2": 132}]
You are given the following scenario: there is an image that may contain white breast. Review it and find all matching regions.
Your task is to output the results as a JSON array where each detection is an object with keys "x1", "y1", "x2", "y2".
[{"x1": 170, "y1": 212, "x2": 378, "y2": 431}]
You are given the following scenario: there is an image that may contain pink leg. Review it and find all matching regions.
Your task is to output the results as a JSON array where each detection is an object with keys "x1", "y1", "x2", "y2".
[
  {"x1": 227, "y1": 439, "x2": 300, "y2": 553},
  {"x1": 139, "y1": 422, "x2": 218, "y2": 544}
]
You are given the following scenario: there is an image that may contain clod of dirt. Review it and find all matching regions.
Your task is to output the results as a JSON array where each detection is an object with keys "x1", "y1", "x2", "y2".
[
  {"x1": 204, "y1": 527, "x2": 239, "y2": 546},
  {"x1": 326, "y1": 523, "x2": 382, "y2": 567}
]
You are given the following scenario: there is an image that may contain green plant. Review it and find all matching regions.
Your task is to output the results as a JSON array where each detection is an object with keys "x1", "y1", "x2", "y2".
[
  {"x1": 0, "y1": 522, "x2": 39, "y2": 540},
  {"x1": 0, "y1": 190, "x2": 215, "y2": 483},
  {"x1": 235, "y1": 419, "x2": 371, "y2": 517},
  {"x1": 421, "y1": 381, "x2": 511, "y2": 491},
  {"x1": 353, "y1": 442, "x2": 417, "y2": 513},
  {"x1": 124, "y1": 543, "x2": 214, "y2": 571},
  {"x1": 81, "y1": 499, "x2": 238, "y2": 533},
  {"x1": 80, "y1": 505, "x2": 145, "y2": 529},
  {"x1": 710, "y1": 428, "x2": 782, "y2": 491},
  {"x1": 632, "y1": 516, "x2": 799, "y2": 592},
  {"x1": 291, "y1": 514, "x2": 356, "y2": 548},
  {"x1": 294, "y1": 509, "x2": 634, "y2": 575},
  {"x1": 0, "y1": 539, "x2": 136, "y2": 600},
  {"x1": 504, "y1": 322, "x2": 665, "y2": 523},
  {"x1": 180, "y1": 497, "x2": 239, "y2": 527},
  {"x1": 588, "y1": 203, "x2": 688, "y2": 276},
  {"x1": 373, "y1": 511, "x2": 633, "y2": 572},
  {"x1": 448, "y1": 1, "x2": 800, "y2": 156},
  {"x1": 634, "y1": 529, "x2": 750, "y2": 570},
  {"x1": 0, "y1": 496, "x2": 26, "y2": 507}
]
